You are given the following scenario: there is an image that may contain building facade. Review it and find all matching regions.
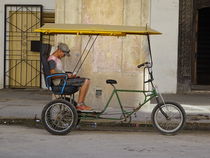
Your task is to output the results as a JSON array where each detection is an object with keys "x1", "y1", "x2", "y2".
[{"x1": 1, "y1": 0, "x2": 210, "y2": 98}]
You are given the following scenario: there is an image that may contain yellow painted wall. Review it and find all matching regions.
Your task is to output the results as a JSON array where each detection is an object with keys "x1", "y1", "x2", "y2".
[{"x1": 55, "y1": 0, "x2": 150, "y2": 110}]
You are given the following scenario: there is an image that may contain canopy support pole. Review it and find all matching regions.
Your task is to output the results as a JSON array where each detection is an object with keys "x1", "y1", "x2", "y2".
[
  {"x1": 146, "y1": 34, "x2": 156, "y2": 91},
  {"x1": 73, "y1": 35, "x2": 99, "y2": 74},
  {"x1": 73, "y1": 36, "x2": 92, "y2": 73},
  {"x1": 147, "y1": 34, "x2": 153, "y2": 67}
]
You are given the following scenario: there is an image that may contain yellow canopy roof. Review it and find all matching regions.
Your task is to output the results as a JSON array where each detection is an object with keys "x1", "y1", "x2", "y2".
[{"x1": 35, "y1": 23, "x2": 161, "y2": 36}]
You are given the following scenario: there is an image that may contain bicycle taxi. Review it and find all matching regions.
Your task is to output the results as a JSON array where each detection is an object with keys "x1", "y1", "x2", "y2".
[{"x1": 35, "y1": 24, "x2": 186, "y2": 135}]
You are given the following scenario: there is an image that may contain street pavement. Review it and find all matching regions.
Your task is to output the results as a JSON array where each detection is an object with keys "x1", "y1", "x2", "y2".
[
  {"x1": 0, "y1": 125, "x2": 210, "y2": 158},
  {"x1": 0, "y1": 89, "x2": 210, "y2": 130}
]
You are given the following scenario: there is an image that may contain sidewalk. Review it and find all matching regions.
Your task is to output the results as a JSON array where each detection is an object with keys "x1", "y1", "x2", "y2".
[
  {"x1": 0, "y1": 89, "x2": 210, "y2": 130},
  {"x1": 0, "y1": 89, "x2": 50, "y2": 119}
]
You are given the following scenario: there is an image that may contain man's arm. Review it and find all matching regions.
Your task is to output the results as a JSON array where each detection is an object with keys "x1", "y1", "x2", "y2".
[
  {"x1": 48, "y1": 60, "x2": 66, "y2": 79},
  {"x1": 48, "y1": 60, "x2": 75, "y2": 79}
]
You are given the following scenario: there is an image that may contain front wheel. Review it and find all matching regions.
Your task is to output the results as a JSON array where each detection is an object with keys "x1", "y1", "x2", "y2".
[
  {"x1": 151, "y1": 101, "x2": 186, "y2": 135},
  {"x1": 41, "y1": 99, "x2": 78, "y2": 135}
]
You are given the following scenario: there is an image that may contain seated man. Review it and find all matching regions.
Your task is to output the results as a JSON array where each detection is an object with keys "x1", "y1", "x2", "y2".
[{"x1": 48, "y1": 42, "x2": 92, "y2": 111}]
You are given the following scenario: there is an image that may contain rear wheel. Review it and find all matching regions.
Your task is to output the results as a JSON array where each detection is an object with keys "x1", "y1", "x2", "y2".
[
  {"x1": 41, "y1": 99, "x2": 78, "y2": 135},
  {"x1": 151, "y1": 101, "x2": 186, "y2": 135}
]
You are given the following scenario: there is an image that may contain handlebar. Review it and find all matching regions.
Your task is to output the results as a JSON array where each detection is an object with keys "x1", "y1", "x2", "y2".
[
  {"x1": 137, "y1": 62, "x2": 151, "y2": 68},
  {"x1": 137, "y1": 62, "x2": 154, "y2": 85}
]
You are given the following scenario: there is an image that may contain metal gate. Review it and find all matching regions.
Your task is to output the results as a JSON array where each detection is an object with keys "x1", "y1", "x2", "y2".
[{"x1": 4, "y1": 5, "x2": 43, "y2": 88}]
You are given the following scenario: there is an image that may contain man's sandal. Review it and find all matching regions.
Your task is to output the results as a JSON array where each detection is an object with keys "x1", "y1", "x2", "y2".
[{"x1": 76, "y1": 102, "x2": 92, "y2": 111}]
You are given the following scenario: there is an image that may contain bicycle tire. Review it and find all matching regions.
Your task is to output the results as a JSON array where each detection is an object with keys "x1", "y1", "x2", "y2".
[
  {"x1": 151, "y1": 101, "x2": 186, "y2": 135},
  {"x1": 41, "y1": 99, "x2": 78, "y2": 135}
]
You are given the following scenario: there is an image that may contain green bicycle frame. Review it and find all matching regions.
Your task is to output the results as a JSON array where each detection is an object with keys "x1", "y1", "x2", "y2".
[
  {"x1": 79, "y1": 35, "x2": 161, "y2": 121},
  {"x1": 79, "y1": 86, "x2": 158, "y2": 121}
]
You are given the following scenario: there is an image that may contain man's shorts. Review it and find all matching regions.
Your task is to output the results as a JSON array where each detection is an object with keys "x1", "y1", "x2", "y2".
[{"x1": 59, "y1": 78, "x2": 89, "y2": 94}]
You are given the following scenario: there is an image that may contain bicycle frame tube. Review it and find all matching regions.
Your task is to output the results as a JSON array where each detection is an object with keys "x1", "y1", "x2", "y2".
[{"x1": 95, "y1": 87, "x2": 158, "y2": 120}]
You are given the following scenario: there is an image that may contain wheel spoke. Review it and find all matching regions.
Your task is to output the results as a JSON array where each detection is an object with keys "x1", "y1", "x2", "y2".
[{"x1": 152, "y1": 102, "x2": 185, "y2": 134}]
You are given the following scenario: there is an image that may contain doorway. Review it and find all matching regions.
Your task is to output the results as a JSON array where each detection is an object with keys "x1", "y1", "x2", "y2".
[
  {"x1": 196, "y1": 7, "x2": 210, "y2": 85},
  {"x1": 4, "y1": 5, "x2": 42, "y2": 88},
  {"x1": 178, "y1": 0, "x2": 210, "y2": 92}
]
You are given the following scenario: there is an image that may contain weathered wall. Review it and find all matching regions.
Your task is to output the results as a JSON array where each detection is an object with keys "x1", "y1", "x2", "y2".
[
  {"x1": 151, "y1": 0, "x2": 179, "y2": 93},
  {"x1": 56, "y1": 0, "x2": 151, "y2": 110}
]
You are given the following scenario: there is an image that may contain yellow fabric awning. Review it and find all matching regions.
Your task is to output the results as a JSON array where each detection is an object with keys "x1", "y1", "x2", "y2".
[{"x1": 35, "y1": 23, "x2": 161, "y2": 36}]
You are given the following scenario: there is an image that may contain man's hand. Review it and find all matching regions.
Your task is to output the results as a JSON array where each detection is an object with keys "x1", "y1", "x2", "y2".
[{"x1": 67, "y1": 73, "x2": 76, "y2": 78}]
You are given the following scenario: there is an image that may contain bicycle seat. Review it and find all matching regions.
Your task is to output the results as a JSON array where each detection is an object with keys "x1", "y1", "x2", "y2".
[{"x1": 106, "y1": 79, "x2": 117, "y2": 84}]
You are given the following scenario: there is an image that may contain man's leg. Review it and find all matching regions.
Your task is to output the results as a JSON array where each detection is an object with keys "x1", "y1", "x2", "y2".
[{"x1": 77, "y1": 79, "x2": 90, "y2": 105}]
